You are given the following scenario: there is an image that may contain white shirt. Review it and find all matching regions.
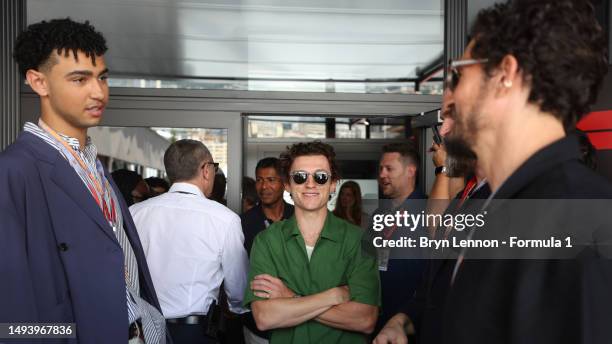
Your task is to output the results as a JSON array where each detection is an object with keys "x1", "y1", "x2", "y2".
[{"x1": 130, "y1": 182, "x2": 248, "y2": 317}]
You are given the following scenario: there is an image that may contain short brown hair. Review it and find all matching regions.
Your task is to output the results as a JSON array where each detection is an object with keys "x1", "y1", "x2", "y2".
[
  {"x1": 381, "y1": 142, "x2": 420, "y2": 169},
  {"x1": 280, "y1": 141, "x2": 340, "y2": 182}
]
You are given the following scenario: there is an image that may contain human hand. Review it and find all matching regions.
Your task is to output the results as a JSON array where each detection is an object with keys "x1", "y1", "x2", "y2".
[
  {"x1": 431, "y1": 142, "x2": 447, "y2": 168},
  {"x1": 326, "y1": 285, "x2": 350, "y2": 305},
  {"x1": 251, "y1": 274, "x2": 296, "y2": 299},
  {"x1": 372, "y1": 314, "x2": 409, "y2": 344}
]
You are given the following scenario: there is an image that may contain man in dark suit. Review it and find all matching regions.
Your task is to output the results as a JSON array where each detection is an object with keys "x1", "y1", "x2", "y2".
[
  {"x1": 0, "y1": 18, "x2": 168, "y2": 343},
  {"x1": 441, "y1": 1, "x2": 612, "y2": 343}
]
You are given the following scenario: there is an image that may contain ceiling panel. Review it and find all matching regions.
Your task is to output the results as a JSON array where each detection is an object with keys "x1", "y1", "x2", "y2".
[{"x1": 28, "y1": 0, "x2": 444, "y2": 81}]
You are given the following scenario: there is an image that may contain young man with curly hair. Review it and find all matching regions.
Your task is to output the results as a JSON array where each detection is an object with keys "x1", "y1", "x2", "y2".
[
  {"x1": 243, "y1": 141, "x2": 380, "y2": 343},
  {"x1": 0, "y1": 18, "x2": 168, "y2": 343}
]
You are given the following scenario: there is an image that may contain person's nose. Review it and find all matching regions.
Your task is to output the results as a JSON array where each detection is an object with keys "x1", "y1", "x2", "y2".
[
  {"x1": 90, "y1": 79, "x2": 106, "y2": 101},
  {"x1": 305, "y1": 174, "x2": 317, "y2": 188},
  {"x1": 378, "y1": 167, "x2": 387, "y2": 179}
]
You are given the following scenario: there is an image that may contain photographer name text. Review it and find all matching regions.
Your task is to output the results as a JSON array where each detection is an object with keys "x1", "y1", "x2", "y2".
[{"x1": 373, "y1": 236, "x2": 573, "y2": 249}]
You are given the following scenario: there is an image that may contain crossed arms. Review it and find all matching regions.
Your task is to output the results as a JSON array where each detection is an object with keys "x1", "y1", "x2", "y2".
[{"x1": 250, "y1": 274, "x2": 378, "y2": 334}]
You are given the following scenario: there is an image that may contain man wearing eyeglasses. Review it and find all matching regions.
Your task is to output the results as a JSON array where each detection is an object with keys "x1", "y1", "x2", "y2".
[
  {"x1": 130, "y1": 139, "x2": 249, "y2": 344},
  {"x1": 243, "y1": 141, "x2": 380, "y2": 344},
  {"x1": 439, "y1": 1, "x2": 612, "y2": 343}
]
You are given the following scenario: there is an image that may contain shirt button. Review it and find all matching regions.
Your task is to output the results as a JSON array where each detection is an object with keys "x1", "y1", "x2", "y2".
[{"x1": 58, "y1": 243, "x2": 69, "y2": 251}]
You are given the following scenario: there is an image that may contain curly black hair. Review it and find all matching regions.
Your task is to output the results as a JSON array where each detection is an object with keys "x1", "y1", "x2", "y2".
[
  {"x1": 470, "y1": 0, "x2": 608, "y2": 129},
  {"x1": 13, "y1": 18, "x2": 107, "y2": 77},
  {"x1": 280, "y1": 141, "x2": 340, "y2": 182}
]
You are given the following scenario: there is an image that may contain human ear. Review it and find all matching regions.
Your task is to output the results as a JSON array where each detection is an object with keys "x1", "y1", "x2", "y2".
[
  {"x1": 498, "y1": 54, "x2": 520, "y2": 92},
  {"x1": 26, "y1": 69, "x2": 49, "y2": 97},
  {"x1": 408, "y1": 164, "x2": 418, "y2": 178},
  {"x1": 284, "y1": 182, "x2": 291, "y2": 194},
  {"x1": 201, "y1": 163, "x2": 212, "y2": 182}
]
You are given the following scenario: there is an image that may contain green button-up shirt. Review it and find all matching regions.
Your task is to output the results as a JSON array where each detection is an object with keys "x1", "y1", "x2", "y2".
[{"x1": 243, "y1": 212, "x2": 380, "y2": 344}]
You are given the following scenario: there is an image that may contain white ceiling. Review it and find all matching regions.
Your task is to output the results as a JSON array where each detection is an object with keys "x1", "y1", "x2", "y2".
[{"x1": 28, "y1": 0, "x2": 444, "y2": 81}]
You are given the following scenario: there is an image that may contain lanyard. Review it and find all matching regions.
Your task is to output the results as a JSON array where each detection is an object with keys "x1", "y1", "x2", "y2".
[
  {"x1": 457, "y1": 177, "x2": 478, "y2": 209},
  {"x1": 173, "y1": 191, "x2": 196, "y2": 195},
  {"x1": 40, "y1": 121, "x2": 117, "y2": 224},
  {"x1": 382, "y1": 206, "x2": 407, "y2": 239}
]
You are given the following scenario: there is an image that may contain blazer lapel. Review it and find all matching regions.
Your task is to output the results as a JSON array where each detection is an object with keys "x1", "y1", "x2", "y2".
[{"x1": 49, "y1": 154, "x2": 119, "y2": 244}]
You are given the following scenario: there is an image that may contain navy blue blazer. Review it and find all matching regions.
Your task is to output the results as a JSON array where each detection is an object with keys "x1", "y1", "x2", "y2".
[{"x1": 0, "y1": 132, "x2": 167, "y2": 343}]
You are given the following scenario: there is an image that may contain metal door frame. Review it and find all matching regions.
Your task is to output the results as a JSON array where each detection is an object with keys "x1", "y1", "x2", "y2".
[{"x1": 21, "y1": 87, "x2": 441, "y2": 211}]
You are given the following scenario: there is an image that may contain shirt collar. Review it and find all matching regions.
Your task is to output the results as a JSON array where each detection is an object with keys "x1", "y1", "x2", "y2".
[
  {"x1": 26, "y1": 120, "x2": 97, "y2": 165},
  {"x1": 283, "y1": 211, "x2": 342, "y2": 243},
  {"x1": 381, "y1": 188, "x2": 426, "y2": 211},
  {"x1": 35, "y1": 119, "x2": 92, "y2": 151},
  {"x1": 169, "y1": 182, "x2": 205, "y2": 198},
  {"x1": 493, "y1": 135, "x2": 581, "y2": 200},
  {"x1": 257, "y1": 201, "x2": 294, "y2": 222},
  {"x1": 57, "y1": 132, "x2": 92, "y2": 152},
  {"x1": 405, "y1": 188, "x2": 426, "y2": 201}
]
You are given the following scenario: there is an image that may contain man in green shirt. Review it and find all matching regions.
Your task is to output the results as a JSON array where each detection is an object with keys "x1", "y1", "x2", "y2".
[{"x1": 243, "y1": 141, "x2": 380, "y2": 344}]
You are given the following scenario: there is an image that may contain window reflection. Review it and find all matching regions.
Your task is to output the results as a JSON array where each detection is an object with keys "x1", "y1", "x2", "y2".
[{"x1": 247, "y1": 115, "x2": 405, "y2": 139}]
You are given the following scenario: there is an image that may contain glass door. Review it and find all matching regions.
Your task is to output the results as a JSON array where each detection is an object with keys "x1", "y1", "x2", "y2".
[{"x1": 98, "y1": 109, "x2": 241, "y2": 211}]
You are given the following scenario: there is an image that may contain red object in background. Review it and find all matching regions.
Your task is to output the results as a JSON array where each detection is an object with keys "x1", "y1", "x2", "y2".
[{"x1": 578, "y1": 110, "x2": 612, "y2": 150}]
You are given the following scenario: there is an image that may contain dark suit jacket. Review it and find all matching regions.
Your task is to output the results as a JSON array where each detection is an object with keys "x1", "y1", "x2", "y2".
[
  {"x1": 0, "y1": 132, "x2": 167, "y2": 343},
  {"x1": 443, "y1": 135, "x2": 612, "y2": 344}
]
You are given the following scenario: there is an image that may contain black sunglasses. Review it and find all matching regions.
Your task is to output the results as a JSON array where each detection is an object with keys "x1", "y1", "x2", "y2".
[
  {"x1": 289, "y1": 170, "x2": 330, "y2": 185},
  {"x1": 445, "y1": 58, "x2": 489, "y2": 91},
  {"x1": 203, "y1": 161, "x2": 219, "y2": 173}
]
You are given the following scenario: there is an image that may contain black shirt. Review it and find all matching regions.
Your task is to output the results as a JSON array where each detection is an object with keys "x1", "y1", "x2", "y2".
[
  {"x1": 240, "y1": 201, "x2": 294, "y2": 339},
  {"x1": 240, "y1": 202, "x2": 294, "y2": 255},
  {"x1": 444, "y1": 135, "x2": 612, "y2": 344}
]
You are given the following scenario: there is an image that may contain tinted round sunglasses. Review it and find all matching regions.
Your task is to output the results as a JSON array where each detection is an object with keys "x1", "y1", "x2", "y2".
[
  {"x1": 446, "y1": 58, "x2": 489, "y2": 91},
  {"x1": 289, "y1": 170, "x2": 330, "y2": 185}
]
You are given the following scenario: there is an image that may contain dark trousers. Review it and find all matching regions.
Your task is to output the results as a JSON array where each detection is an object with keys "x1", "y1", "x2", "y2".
[{"x1": 167, "y1": 322, "x2": 215, "y2": 344}]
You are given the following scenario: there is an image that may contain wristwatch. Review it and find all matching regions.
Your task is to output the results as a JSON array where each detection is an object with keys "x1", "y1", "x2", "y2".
[{"x1": 435, "y1": 166, "x2": 448, "y2": 175}]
